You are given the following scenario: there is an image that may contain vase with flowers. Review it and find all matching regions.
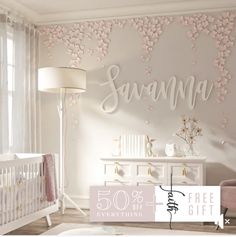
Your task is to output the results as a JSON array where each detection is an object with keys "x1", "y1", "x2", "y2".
[{"x1": 175, "y1": 116, "x2": 202, "y2": 156}]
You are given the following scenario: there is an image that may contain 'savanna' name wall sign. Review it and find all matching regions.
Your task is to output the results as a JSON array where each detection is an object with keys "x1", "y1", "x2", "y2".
[{"x1": 100, "y1": 65, "x2": 214, "y2": 113}]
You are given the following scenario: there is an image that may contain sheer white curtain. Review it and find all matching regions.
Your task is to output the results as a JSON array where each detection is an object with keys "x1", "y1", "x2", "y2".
[{"x1": 0, "y1": 12, "x2": 39, "y2": 153}]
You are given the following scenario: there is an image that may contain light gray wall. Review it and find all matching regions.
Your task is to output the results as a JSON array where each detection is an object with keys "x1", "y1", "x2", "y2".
[{"x1": 38, "y1": 11, "x2": 236, "y2": 207}]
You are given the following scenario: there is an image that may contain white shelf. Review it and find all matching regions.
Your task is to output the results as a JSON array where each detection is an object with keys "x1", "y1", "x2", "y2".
[{"x1": 101, "y1": 156, "x2": 206, "y2": 162}]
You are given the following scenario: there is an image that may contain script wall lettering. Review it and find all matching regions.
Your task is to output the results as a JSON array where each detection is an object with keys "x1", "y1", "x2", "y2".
[{"x1": 100, "y1": 65, "x2": 214, "y2": 113}]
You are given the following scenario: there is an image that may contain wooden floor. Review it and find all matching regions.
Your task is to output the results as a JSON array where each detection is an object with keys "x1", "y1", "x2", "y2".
[{"x1": 7, "y1": 209, "x2": 236, "y2": 235}]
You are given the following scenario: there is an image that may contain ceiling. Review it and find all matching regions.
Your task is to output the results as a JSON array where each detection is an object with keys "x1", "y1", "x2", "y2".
[
  {"x1": 0, "y1": 0, "x2": 236, "y2": 24},
  {"x1": 17, "y1": 0, "x2": 184, "y2": 14}
]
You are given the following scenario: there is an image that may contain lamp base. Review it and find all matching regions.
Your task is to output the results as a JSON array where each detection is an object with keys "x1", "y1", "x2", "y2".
[{"x1": 60, "y1": 192, "x2": 87, "y2": 216}]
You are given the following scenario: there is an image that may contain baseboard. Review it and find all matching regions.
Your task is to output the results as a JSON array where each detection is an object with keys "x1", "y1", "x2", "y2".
[{"x1": 65, "y1": 195, "x2": 90, "y2": 209}]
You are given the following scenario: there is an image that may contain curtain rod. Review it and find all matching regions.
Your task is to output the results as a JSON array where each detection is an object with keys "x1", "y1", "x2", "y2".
[{"x1": 0, "y1": 4, "x2": 35, "y2": 26}]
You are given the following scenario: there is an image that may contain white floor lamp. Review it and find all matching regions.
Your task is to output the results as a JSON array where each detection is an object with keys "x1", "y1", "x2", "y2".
[{"x1": 38, "y1": 67, "x2": 86, "y2": 215}]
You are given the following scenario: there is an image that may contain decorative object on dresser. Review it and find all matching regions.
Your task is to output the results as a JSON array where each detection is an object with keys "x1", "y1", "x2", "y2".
[
  {"x1": 115, "y1": 135, "x2": 156, "y2": 158},
  {"x1": 111, "y1": 137, "x2": 121, "y2": 157},
  {"x1": 38, "y1": 67, "x2": 86, "y2": 216},
  {"x1": 120, "y1": 135, "x2": 146, "y2": 157},
  {"x1": 165, "y1": 143, "x2": 178, "y2": 157},
  {"x1": 146, "y1": 136, "x2": 156, "y2": 157},
  {"x1": 175, "y1": 116, "x2": 202, "y2": 156},
  {"x1": 101, "y1": 157, "x2": 206, "y2": 186}
]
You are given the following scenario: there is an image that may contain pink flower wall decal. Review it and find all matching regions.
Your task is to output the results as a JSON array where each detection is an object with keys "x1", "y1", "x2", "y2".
[{"x1": 39, "y1": 11, "x2": 236, "y2": 103}]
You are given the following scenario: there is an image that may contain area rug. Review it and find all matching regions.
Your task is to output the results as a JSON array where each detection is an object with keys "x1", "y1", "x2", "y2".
[{"x1": 42, "y1": 223, "x2": 223, "y2": 235}]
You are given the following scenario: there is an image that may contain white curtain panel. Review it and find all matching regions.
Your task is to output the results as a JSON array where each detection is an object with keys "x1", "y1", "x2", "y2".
[
  {"x1": 0, "y1": 12, "x2": 39, "y2": 153},
  {"x1": 0, "y1": 14, "x2": 9, "y2": 153}
]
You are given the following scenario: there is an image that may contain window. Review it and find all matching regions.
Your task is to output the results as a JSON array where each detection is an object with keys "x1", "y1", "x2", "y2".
[
  {"x1": 0, "y1": 20, "x2": 37, "y2": 153},
  {"x1": 7, "y1": 33, "x2": 15, "y2": 149}
]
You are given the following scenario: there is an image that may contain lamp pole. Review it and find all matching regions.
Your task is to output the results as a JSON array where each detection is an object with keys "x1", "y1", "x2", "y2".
[
  {"x1": 59, "y1": 88, "x2": 65, "y2": 213},
  {"x1": 59, "y1": 88, "x2": 86, "y2": 216}
]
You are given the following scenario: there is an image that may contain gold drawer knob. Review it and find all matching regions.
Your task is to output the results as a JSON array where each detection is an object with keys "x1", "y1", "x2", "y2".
[
  {"x1": 114, "y1": 165, "x2": 119, "y2": 174},
  {"x1": 148, "y1": 167, "x2": 152, "y2": 176},
  {"x1": 114, "y1": 162, "x2": 123, "y2": 175},
  {"x1": 182, "y1": 168, "x2": 187, "y2": 176}
]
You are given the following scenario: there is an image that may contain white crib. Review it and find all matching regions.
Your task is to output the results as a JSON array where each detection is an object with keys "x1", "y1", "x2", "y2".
[{"x1": 0, "y1": 154, "x2": 59, "y2": 235}]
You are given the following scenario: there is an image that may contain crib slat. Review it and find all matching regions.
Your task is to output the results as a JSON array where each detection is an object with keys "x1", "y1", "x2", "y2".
[
  {"x1": 13, "y1": 167, "x2": 16, "y2": 222},
  {"x1": 23, "y1": 164, "x2": 25, "y2": 217},
  {"x1": 18, "y1": 165, "x2": 22, "y2": 219},
  {"x1": 40, "y1": 162, "x2": 43, "y2": 209},
  {"x1": 28, "y1": 163, "x2": 30, "y2": 214},
  {"x1": 9, "y1": 167, "x2": 12, "y2": 222},
  {"x1": 35, "y1": 163, "x2": 37, "y2": 211},
  {"x1": 22, "y1": 164, "x2": 25, "y2": 217},
  {"x1": 30, "y1": 163, "x2": 33, "y2": 214},
  {"x1": 33, "y1": 163, "x2": 36, "y2": 213},
  {"x1": 26, "y1": 164, "x2": 29, "y2": 216},
  {"x1": 16, "y1": 165, "x2": 19, "y2": 220},
  {"x1": 5, "y1": 167, "x2": 8, "y2": 224},
  {"x1": 2, "y1": 168, "x2": 6, "y2": 225},
  {"x1": 32, "y1": 163, "x2": 35, "y2": 213},
  {"x1": 31, "y1": 163, "x2": 34, "y2": 213},
  {"x1": 34, "y1": 163, "x2": 36, "y2": 212},
  {"x1": 8, "y1": 167, "x2": 10, "y2": 223},
  {"x1": 12, "y1": 166, "x2": 15, "y2": 221},
  {"x1": 37, "y1": 163, "x2": 40, "y2": 210},
  {"x1": 19, "y1": 164, "x2": 22, "y2": 218},
  {"x1": 1, "y1": 168, "x2": 4, "y2": 225},
  {"x1": 20, "y1": 165, "x2": 23, "y2": 218},
  {"x1": 0, "y1": 169, "x2": 1, "y2": 224},
  {"x1": 41, "y1": 164, "x2": 45, "y2": 208}
]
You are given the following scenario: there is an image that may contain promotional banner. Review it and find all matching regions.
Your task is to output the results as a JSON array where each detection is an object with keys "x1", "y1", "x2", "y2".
[{"x1": 90, "y1": 185, "x2": 223, "y2": 229}]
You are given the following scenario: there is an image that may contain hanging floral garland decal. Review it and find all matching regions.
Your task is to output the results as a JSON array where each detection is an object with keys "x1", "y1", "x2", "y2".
[
  {"x1": 178, "y1": 12, "x2": 236, "y2": 103},
  {"x1": 39, "y1": 11, "x2": 236, "y2": 105}
]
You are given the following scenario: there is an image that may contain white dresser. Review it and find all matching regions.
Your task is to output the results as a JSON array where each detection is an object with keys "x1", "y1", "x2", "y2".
[{"x1": 101, "y1": 157, "x2": 206, "y2": 186}]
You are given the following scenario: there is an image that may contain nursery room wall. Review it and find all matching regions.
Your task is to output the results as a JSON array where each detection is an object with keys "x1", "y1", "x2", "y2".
[{"x1": 38, "y1": 11, "x2": 236, "y2": 208}]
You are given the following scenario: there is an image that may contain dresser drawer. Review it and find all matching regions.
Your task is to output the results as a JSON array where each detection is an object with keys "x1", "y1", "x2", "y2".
[
  {"x1": 104, "y1": 162, "x2": 131, "y2": 179},
  {"x1": 168, "y1": 163, "x2": 202, "y2": 185},
  {"x1": 136, "y1": 163, "x2": 166, "y2": 180}
]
